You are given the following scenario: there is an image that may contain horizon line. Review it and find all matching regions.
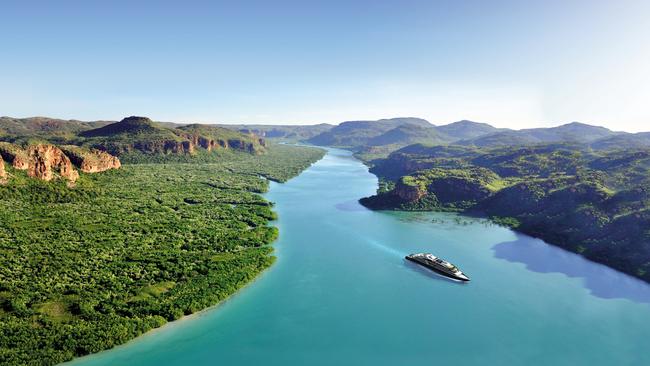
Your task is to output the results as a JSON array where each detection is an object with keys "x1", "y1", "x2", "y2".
[{"x1": 1, "y1": 114, "x2": 640, "y2": 134}]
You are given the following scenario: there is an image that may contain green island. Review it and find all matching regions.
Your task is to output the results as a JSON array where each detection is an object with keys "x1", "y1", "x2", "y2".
[{"x1": 0, "y1": 116, "x2": 324, "y2": 365}]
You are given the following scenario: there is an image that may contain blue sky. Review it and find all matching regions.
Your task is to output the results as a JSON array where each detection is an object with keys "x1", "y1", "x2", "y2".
[{"x1": 1, "y1": 0, "x2": 649, "y2": 131}]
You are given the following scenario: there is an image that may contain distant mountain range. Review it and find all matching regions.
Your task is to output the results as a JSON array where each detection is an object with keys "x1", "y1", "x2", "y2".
[
  {"x1": 3, "y1": 115, "x2": 649, "y2": 154},
  {"x1": 221, "y1": 123, "x2": 333, "y2": 141},
  {"x1": 305, "y1": 118, "x2": 648, "y2": 151}
]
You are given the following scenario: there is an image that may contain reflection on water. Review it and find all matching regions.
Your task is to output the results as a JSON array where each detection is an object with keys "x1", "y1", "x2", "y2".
[
  {"x1": 393, "y1": 212, "x2": 492, "y2": 229},
  {"x1": 334, "y1": 200, "x2": 367, "y2": 212},
  {"x1": 493, "y1": 234, "x2": 650, "y2": 304}
]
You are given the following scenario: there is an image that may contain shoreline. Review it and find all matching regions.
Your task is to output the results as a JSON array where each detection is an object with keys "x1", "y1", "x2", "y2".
[
  {"x1": 357, "y1": 185, "x2": 649, "y2": 285},
  {"x1": 65, "y1": 254, "x2": 279, "y2": 365},
  {"x1": 64, "y1": 149, "x2": 326, "y2": 365}
]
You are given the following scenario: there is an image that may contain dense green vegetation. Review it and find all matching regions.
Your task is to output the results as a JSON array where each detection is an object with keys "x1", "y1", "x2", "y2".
[
  {"x1": 0, "y1": 144, "x2": 324, "y2": 365},
  {"x1": 361, "y1": 143, "x2": 650, "y2": 283}
]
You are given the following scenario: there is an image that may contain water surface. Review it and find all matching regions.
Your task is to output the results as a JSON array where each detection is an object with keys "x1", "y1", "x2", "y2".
[{"x1": 70, "y1": 148, "x2": 650, "y2": 365}]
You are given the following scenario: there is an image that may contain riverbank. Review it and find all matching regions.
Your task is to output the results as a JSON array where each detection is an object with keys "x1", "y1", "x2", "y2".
[{"x1": 0, "y1": 144, "x2": 325, "y2": 366}]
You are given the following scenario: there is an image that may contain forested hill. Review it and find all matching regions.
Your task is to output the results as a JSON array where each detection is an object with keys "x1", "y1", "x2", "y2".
[
  {"x1": 305, "y1": 117, "x2": 650, "y2": 159},
  {"x1": 0, "y1": 137, "x2": 325, "y2": 364},
  {"x1": 360, "y1": 144, "x2": 650, "y2": 283},
  {"x1": 1, "y1": 116, "x2": 265, "y2": 157}
]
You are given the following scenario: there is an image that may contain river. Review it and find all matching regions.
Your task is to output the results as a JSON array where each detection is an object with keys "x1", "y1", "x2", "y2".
[{"x1": 69, "y1": 147, "x2": 650, "y2": 365}]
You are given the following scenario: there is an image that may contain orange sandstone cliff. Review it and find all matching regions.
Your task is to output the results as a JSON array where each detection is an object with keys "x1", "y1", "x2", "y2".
[
  {"x1": 60, "y1": 146, "x2": 121, "y2": 173},
  {"x1": 0, "y1": 142, "x2": 120, "y2": 184},
  {"x1": 0, "y1": 156, "x2": 6, "y2": 183},
  {"x1": 27, "y1": 144, "x2": 80, "y2": 182}
]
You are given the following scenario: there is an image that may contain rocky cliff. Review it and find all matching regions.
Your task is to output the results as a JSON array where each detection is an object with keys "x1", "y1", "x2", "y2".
[
  {"x1": 359, "y1": 177, "x2": 428, "y2": 210},
  {"x1": 27, "y1": 144, "x2": 80, "y2": 183},
  {"x1": 0, "y1": 156, "x2": 6, "y2": 182},
  {"x1": 176, "y1": 132, "x2": 225, "y2": 151},
  {"x1": 175, "y1": 124, "x2": 266, "y2": 155},
  {"x1": 0, "y1": 142, "x2": 120, "y2": 183},
  {"x1": 60, "y1": 146, "x2": 121, "y2": 173},
  {"x1": 0, "y1": 142, "x2": 30, "y2": 170}
]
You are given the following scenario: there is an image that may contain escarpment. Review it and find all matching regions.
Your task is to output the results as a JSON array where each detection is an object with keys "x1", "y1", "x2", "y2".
[
  {"x1": 177, "y1": 133, "x2": 225, "y2": 151},
  {"x1": 60, "y1": 146, "x2": 121, "y2": 173},
  {"x1": 175, "y1": 124, "x2": 266, "y2": 155}
]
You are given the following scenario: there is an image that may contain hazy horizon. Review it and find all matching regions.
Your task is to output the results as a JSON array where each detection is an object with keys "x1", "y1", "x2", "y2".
[
  {"x1": 2, "y1": 0, "x2": 649, "y2": 132},
  {"x1": 4, "y1": 114, "x2": 642, "y2": 133}
]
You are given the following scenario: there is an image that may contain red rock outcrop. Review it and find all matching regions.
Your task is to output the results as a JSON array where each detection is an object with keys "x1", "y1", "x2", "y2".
[
  {"x1": 176, "y1": 132, "x2": 229, "y2": 152},
  {"x1": 79, "y1": 150, "x2": 121, "y2": 173},
  {"x1": 0, "y1": 156, "x2": 6, "y2": 182},
  {"x1": 0, "y1": 142, "x2": 29, "y2": 170},
  {"x1": 60, "y1": 146, "x2": 121, "y2": 173},
  {"x1": 27, "y1": 144, "x2": 79, "y2": 183}
]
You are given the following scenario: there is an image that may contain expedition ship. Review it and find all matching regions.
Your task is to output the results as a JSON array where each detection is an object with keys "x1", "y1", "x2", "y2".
[{"x1": 406, "y1": 253, "x2": 470, "y2": 282}]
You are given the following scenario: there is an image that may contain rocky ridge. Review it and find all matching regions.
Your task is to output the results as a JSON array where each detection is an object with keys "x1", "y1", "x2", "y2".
[
  {"x1": 0, "y1": 142, "x2": 120, "y2": 183},
  {"x1": 27, "y1": 144, "x2": 80, "y2": 183}
]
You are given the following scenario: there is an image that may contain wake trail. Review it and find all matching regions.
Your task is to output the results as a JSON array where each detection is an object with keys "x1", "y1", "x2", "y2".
[
  {"x1": 331, "y1": 222, "x2": 404, "y2": 258},
  {"x1": 363, "y1": 237, "x2": 404, "y2": 258}
]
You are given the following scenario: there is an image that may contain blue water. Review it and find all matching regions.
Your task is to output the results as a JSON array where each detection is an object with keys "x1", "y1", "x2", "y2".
[{"x1": 69, "y1": 148, "x2": 650, "y2": 365}]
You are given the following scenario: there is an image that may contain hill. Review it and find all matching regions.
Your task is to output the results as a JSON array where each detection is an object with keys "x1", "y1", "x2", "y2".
[
  {"x1": 367, "y1": 123, "x2": 447, "y2": 146},
  {"x1": 75, "y1": 116, "x2": 266, "y2": 157},
  {"x1": 590, "y1": 132, "x2": 650, "y2": 150},
  {"x1": 79, "y1": 116, "x2": 169, "y2": 137},
  {"x1": 435, "y1": 120, "x2": 501, "y2": 140},
  {"x1": 78, "y1": 116, "x2": 193, "y2": 155},
  {"x1": 461, "y1": 122, "x2": 620, "y2": 147},
  {"x1": 307, "y1": 117, "x2": 432, "y2": 148},
  {"x1": 0, "y1": 117, "x2": 112, "y2": 140}
]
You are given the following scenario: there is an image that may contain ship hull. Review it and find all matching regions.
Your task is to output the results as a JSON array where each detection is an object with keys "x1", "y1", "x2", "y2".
[{"x1": 406, "y1": 256, "x2": 470, "y2": 282}]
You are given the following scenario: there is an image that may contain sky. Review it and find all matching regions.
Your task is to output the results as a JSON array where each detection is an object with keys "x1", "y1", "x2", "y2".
[{"x1": 1, "y1": 0, "x2": 649, "y2": 132}]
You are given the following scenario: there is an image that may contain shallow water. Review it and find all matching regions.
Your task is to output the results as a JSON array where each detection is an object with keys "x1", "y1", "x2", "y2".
[{"x1": 69, "y1": 148, "x2": 650, "y2": 365}]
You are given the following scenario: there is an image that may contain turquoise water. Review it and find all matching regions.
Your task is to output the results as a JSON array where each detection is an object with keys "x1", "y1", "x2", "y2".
[{"x1": 70, "y1": 148, "x2": 650, "y2": 365}]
